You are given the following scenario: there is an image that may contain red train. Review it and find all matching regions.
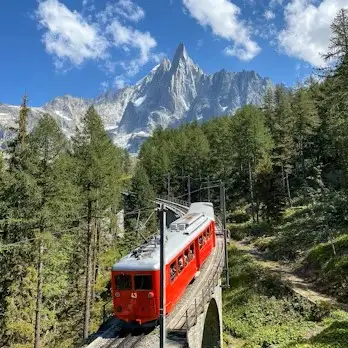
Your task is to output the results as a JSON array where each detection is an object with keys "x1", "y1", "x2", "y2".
[{"x1": 111, "y1": 202, "x2": 216, "y2": 326}]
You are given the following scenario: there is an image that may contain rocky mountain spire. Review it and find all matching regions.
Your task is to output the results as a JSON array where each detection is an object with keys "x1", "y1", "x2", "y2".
[
  {"x1": 172, "y1": 43, "x2": 188, "y2": 65},
  {"x1": 0, "y1": 44, "x2": 271, "y2": 153},
  {"x1": 170, "y1": 43, "x2": 200, "y2": 74}
]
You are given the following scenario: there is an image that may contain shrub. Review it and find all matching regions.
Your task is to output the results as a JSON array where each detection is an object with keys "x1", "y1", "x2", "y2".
[{"x1": 228, "y1": 209, "x2": 250, "y2": 224}]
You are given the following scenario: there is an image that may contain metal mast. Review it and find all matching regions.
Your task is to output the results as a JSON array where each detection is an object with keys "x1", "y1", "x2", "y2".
[{"x1": 159, "y1": 204, "x2": 167, "y2": 348}]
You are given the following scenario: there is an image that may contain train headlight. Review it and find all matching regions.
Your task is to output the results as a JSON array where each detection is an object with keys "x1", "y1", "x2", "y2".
[
  {"x1": 148, "y1": 292, "x2": 154, "y2": 298},
  {"x1": 115, "y1": 292, "x2": 120, "y2": 298}
]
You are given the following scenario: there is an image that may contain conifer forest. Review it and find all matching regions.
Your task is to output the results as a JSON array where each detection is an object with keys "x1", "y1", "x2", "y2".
[{"x1": 1, "y1": 8, "x2": 348, "y2": 348}]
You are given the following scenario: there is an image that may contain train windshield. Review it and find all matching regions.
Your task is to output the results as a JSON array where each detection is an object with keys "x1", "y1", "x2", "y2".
[
  {"x1": 116, "y1": 274, "x2": 132, "y2": 290},
  {"x1": 134, "y1": 275, "x2": 152, "y2": 290}
]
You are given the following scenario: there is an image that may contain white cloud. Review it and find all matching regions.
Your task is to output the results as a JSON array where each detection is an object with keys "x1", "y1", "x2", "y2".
[
  {"x1": 196, "y1": 39, "x2": 203, "y2": 49},
  {"x1": 107, "y1": 19, "x2": 157, "y2": 76},
  {"x1": 278, "y1": 0, "x2": 348, "y2": 67},
  {"x1": 255, "y1": 23, "x2": 278, "y2": 44},
  {"x1": 264, "y1": 10, "x2": 275, "y2": 20},
  {"x1": 114, "y1": 76, "x2": 127, "y2": 89},
  {"x1": 114, "y1": 0, "x2": 145, "y2": 22},
  {"x1": 36, "y1": 0, "x2": 159, "y2": 78},
  {"x1": 100, "y1": 80, "x2": 110, "y2": 91},
  {"x1": 183, "y1": 0, "x2": 261, "y2": 61},
  {"x1": 36, "y1": 0, "x2": 108, "y2": 67},
  {"x1": 269, "y1": 0, "x2": 283, "y2": 8},
  {"x1": 97, "y1": 0, "x2": 144, "y2": 24}
]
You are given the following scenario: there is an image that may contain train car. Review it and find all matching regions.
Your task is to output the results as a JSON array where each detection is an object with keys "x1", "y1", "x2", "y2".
[{"x1": 111, "y1": 202, "x2": 216, "y2": 327}]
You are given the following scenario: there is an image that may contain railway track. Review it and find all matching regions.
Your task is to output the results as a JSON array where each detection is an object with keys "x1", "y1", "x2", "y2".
[
  {"x1": 104, "y1": 333, "x2": 145, "y2": 348},
  {"x1": 86, "y1": 197, "x2": 223, "y2": 348}
]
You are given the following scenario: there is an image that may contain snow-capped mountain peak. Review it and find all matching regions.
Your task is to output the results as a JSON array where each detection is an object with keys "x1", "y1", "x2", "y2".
[{"x1": 0, "y1": 44, "x2": 271, "y2": 153}]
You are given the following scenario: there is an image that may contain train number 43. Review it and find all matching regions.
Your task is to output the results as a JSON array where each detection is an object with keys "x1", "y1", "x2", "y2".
[{"x1": 131, "y1": 292, "x2": 137, "y2": 299}]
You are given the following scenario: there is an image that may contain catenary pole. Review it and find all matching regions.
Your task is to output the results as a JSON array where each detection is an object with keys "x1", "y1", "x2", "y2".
[
  {"x1": 159, "y1": 204, "x2": 167, "y2": 348},
  {"x1": 220, "y1": 181, "x2": 230, "y2": 288}
]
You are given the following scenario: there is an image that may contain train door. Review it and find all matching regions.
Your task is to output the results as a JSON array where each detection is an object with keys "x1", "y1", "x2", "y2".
[{"x1": 133, "y1": 273, "x2": 157, "y2": 323}]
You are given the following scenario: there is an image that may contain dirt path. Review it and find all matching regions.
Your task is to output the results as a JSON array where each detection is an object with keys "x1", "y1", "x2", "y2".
[{"x1": 233, "y1": 239, "x2": 348, "y2": 312}]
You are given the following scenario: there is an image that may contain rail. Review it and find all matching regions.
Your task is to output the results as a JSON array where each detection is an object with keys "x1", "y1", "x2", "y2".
[
  {"x1": 155, "y1": 196, "x2": 190, "y2": 219},
  {"x1": 156, "y1": 195, "x2": 191, "y2": 207}
]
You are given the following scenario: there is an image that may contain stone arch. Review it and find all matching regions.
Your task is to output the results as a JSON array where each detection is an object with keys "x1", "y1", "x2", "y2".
[{"x1": 201, "y1": 298, "x2": 221, "y2": 348}]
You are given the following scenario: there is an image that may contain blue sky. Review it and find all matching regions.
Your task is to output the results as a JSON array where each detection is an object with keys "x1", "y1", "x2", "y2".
[{"x1": 1, "y1": 0, "x2": 347, "y2": 106}]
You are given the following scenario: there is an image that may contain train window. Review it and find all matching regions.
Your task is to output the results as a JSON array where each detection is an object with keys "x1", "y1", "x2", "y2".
[
  {"x1": 189, "y1": 244, "x2": 194, "y2": 259},
  {"x1": 116, "y1": 274, "x2": 131, "y2": 290},
  {"x1": 199, "y1": 236, "x2": 203, "y2": 249},
  {"x1": 134, "y1": 275, "x2": 152, "y2": 290},
  {"x1": 184, "y1": 249, "x2": 189, "y2": 265},
  {"x1": 170, "y1": 262, "x2": 177, "y2": 281},
  {"x1": 178, "y1": 256, "x2": 184, "y2": 273}
]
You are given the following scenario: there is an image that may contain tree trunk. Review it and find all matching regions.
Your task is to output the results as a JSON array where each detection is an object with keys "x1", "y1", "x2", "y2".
[
  {"x1": 300, "y1": 135, "x2": 305, "y2": 179},
  {"x1": 91, "y1": 218, "x2": 97, "y2": 311},
  {"x1": 83, "y1": 200, "x2": 93, "y2": 341},
  {"x1": 34, "y1": 240, "x2": 44, "y2": 348},
  {"x1": 248, "y1": 161, "x2": 255, "y2": 223},
  {"x1": 286, "y1": 171, "x2": 292, "y2": 207},
  {"x1": 95, "y1": 219, "x2": 101, "y2": 283},
  {"x1": 281, "y1": 165, "x2": 286, "y2": 188},
  {"x1": 91, "y1": 217, "x2": 101, "y2": 309}
]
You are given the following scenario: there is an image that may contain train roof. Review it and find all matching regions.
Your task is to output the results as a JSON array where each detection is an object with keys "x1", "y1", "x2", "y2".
[{"x1": 112, "y1": 202, "x2": 215, "y2": 271}]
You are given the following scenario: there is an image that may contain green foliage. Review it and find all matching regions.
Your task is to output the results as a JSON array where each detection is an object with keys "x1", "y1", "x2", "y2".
[
  {"x1": 125, "y1": 162, "x2": 156, "y2": 232},
  {"x1": 302, "y1": 235, "x2": 348, "y2": 302},
  {"x1": 285, "y1": 311, "x2": 348, "y2": 347},
  {"x1": 0, "y1": 104, "x2": 130, "y2": 347},
  {"x1": 228, "y1": 222, "x2": 250, "y2": 240},
  {"x1": 228, "y1": 208, "x2": 250, "y2": 224},
  {"x1": 223, "y1": 246, "x2": 318, "y2": 347}
]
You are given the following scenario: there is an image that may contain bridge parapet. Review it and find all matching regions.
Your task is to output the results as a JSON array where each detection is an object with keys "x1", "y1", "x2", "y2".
[
  {"x1": 169, "y1": 241, "x2": 224, "y2": 331},
  {"x1": 156, "y1": 195, "x2": 191, "y2": 208}
]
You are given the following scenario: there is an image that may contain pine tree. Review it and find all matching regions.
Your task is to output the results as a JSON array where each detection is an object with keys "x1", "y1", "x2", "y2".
[
  {"x1": 268, "y1": 85, "x2": 295, "y2": 204},
  {"x1": 125, "y1": 163, "x2": 156, "y2": 236},
  {"x1": 321, "y1": 9, "x2": 348, "y2": 188},
  {"x1": 230, "y1": 105, "x2": 273, "y2": 221},
  {"x1": 8, "y1": 95, "x2": 29, "y2": 171},
  {"x1": 19, "y1": 94, "x2": 29, "y2": 150},
  {"x1": 24, "y1": 114, "x2": 68, "y2": 348},
  {"x1": 73, "y1": 106, "x2": 123, "y2": 341},
  {"x1": 263, "y1": 87, "x2": 275, "y2": 130},
  {"x1": 292, "y1": 88, "x2": 320, "y2": 181},
  {"x1": 139, "y1": 136, "x2": 170, "y2": 195}
]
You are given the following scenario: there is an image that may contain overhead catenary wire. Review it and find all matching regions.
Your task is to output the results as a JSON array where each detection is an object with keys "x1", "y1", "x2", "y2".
[{"x1": 0, "y1": 202, "x2": 159, "y2": 251}]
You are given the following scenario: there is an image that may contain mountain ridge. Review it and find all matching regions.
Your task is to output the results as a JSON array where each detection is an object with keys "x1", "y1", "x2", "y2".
[{"x1": 0, "y1": 44, "x2": 271, "y2": 153}]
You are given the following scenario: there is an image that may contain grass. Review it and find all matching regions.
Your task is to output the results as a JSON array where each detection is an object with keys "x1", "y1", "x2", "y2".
[
  {"x1": 300, "y1": 235, "x2": 348, "y2": 302},
  {"x1": 224, "y1": 200, "x2": 348, "y2": 347},
  {"x1": 228, "y1": 201, "x2": 348, "y2": 303},
  {"x1": 223, "y1": 244, "x2": 348, "y2": 347},
  {"x1": 223, "y1": 246, "x2": 320, "y2": 347},
  {"x1": 284, "y1": 311, "x2": 348, "y2": 348}
]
